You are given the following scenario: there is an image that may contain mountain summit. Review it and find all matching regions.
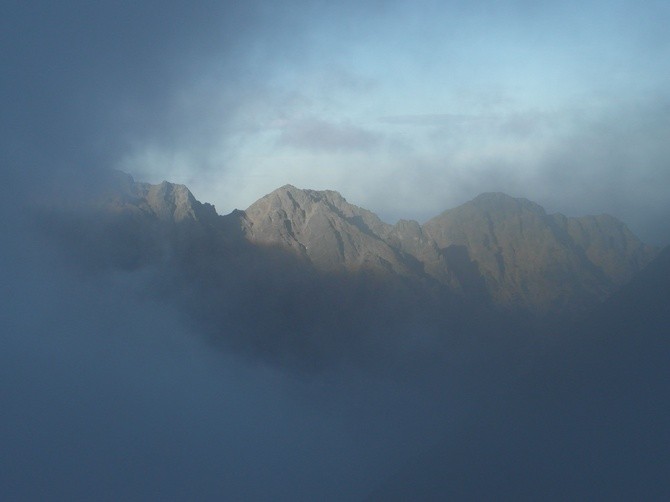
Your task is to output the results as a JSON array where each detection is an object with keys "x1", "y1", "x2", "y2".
[
  {"x1": 238, "y1": 184, "x2": 411, "y2": 275},
  {"x1": 66, "y1": 175, "x2": 657, "y2": 315}
]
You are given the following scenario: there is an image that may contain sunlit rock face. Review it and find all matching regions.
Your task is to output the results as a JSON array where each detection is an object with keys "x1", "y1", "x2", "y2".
[{"x1": 240, "y1": 184, "x2": 418, "y2": 276}]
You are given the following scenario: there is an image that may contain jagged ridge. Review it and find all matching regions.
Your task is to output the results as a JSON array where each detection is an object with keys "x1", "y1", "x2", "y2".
[
  {"x1": 240, "y1": 186, "x2": 656, "y2": 313},
  {"x1": 91, "y1": 175, "x2": 658, "y2": 314}
]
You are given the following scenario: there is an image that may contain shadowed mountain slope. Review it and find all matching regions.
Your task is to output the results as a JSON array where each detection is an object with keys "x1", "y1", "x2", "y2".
[{"x1": 423, "y1": 192, "x2": 656, "y2": 313}]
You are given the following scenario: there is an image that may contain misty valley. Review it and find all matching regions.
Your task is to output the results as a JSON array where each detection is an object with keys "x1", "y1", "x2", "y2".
[{"x1": 13, "y1": 171, "x2": 668, "y2": 499}]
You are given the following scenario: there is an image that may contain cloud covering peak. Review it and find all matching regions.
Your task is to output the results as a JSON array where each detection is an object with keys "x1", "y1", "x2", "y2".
[{"x1": 4, "y1": 0, "x2": 670, "y2": 247}]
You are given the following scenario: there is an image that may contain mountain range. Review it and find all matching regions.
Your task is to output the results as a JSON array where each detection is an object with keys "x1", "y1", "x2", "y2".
[
  {"x1": 65, "y1": 171, "x2": 656, "y2": 311},
  {"x1": 37, "y1": 171, "x2": 662, "y2": 366},
  {"x1": 245, "y1": 183, "x2": 657, "y2": 313}
]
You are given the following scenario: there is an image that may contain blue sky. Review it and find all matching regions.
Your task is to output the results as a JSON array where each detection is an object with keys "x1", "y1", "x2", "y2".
[{"x1": 4, "y1": 0, "x2": 670, "y2": 243}]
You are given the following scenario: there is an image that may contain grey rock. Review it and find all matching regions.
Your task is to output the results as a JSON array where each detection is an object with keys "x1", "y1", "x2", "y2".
[
  {"x1": 240, "y1": 184, "x2": 414, "y2": 276},
  {"x1": 423, "y1": 193, "x2": 657, "y2": 313}
]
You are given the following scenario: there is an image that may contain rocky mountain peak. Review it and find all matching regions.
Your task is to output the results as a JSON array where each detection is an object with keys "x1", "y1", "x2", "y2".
[
  {"x1": 141, "y1": 181, "x2": 197, "y2": 222},
  {"x1": 99, "y1": 174, "x2": 218, "y2": 226},
  {"x1": 241, "y1": 185, "x2": 408, "y2": 274},
  {"x1": 552, "y1": 212, "x2": 657, "y2": 285},
  {"x1": 252, "y1": 185, "x2": 381, "y2": 226},
  {"x1": 423, "y1": 194, "x2": 657, "y2": 313}
]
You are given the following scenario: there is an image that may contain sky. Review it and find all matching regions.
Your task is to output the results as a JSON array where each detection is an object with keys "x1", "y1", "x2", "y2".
[{"x1": 3, "y1": 0, "x2": 670, "y2": 245}]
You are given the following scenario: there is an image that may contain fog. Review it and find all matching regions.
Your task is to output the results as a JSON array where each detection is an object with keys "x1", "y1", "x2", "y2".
[
  {"x1": 5, "y1": 171, "x2": 667, "y2": 499},
  {"x1": 1, "y1": 198, "x2": 471, "y2": 500},
  {"x1": 3, "y1": 0, "x2": 669, "y2": 498}
]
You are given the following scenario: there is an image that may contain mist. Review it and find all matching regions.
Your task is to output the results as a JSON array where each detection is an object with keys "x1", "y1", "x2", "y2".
[
  {"x1": 0, "y1": 166, "x2": 537, "y2": 499},
  {"x1": 2, "y1": 0, "x2": 669, "y2": 499},
  {"x1": 2, "y1": 207, "x2": 466, "y2": 500},
  {"x1": 6, "y1": 189, "x2": 667, "y2": 499}
]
